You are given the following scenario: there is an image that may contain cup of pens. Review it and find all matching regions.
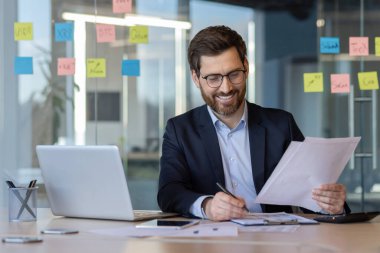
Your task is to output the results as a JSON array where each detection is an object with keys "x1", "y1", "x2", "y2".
[{"x1": 7, "y1": 180, "x2": 38, "y2": 222}]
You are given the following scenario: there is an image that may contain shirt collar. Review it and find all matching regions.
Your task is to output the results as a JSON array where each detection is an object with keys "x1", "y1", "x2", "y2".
[{"x1": 207, "y1": 100, "x2": 248, "y2": 129}]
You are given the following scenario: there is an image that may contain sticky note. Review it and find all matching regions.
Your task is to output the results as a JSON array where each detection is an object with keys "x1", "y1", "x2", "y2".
[
  {"x1": 358, "y1": 71, "x2": 379, "y2": 90},
  {"x1": 14, "y1": 22, "x2": 33, "y2": 40},
  {"x1": 320, "y1": 37, "x2": 340, "y2": 54},
  {"x1": 57, "y1": 58, "x2": 75, "y2": 76},
  {"x1": 129, "y1": 26, "x2": 148, "y2": 44},
  {"x1": 87, "y1": 58, "x2": 106, "y2": 78},
  {"x1": 122, "y1": 60, "x2": 140, "y2": 76},
  {"x1": 375, "y1": 37, "x2": 380, "y2": 56},
  {"x1": 349, "y1": 37, "x2": 369, "y2": 56},
  {"x1": 14, "y1": 57, "x2": 33, "y2": 74},
  {"x1": 55, "y1": 22, "x2": 74, "y2": 42},
  {"x1": 304, "y1": 72, "x2": 323, "y2": 92},
  {"x1": 331, "y1": 74, "x2": 350, "y2": 93},
  {"x1": 96, "y1": 24, "x2": 116, "y2": 43},
  {"x1": 113, "y1": 0, "x2": 132, "y2": 13}
]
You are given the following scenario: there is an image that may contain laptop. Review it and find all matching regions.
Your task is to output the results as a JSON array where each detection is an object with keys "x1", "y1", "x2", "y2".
[{"x1": 36, "y1": 145, "x2": 177, "y2": 221}]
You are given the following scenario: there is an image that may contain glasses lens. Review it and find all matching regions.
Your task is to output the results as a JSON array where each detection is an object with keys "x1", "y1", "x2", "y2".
[
  {"x1": 228, "y1": 70, "x2": 245, "y2": 84},
  {"x1": 206, "y1": 74, "x2": 222, "y2": 87}
]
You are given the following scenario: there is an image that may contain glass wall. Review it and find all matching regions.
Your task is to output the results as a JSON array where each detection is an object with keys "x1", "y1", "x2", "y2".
[{"x1": 0, "y1": 0, "x2": 254, "y2": 209}]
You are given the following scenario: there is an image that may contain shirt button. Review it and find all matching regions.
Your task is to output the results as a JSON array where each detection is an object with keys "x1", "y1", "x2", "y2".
[{"x1": 233, "y1": 181, "x2": 238, "y2": 188}]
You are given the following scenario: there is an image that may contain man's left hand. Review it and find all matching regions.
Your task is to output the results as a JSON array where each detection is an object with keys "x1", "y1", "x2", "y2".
[{"x1": 312, "y1": 183, "x2": 346, "y2": 214}]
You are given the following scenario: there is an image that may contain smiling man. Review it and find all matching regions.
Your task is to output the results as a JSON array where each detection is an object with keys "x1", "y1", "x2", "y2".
[{"x1": 157, "y1": 25, "x2": 348, "y2": 221}]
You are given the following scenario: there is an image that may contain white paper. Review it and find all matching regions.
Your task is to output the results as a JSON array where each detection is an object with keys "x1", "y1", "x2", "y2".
[
  {"x1": 232, "y1": 212, "x2": 318, "y2": 225},
  {"x1": 255, "y1": 137, "x2": 360, "y2": 212},
  {"x1": 88, "y1": 223, "x2": 238, "y2": 238}
]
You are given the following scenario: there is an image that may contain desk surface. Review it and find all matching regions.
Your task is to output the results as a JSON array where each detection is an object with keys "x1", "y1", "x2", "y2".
[{"x1": 1, "y1": 209, "x2": 380, "y2": 253}]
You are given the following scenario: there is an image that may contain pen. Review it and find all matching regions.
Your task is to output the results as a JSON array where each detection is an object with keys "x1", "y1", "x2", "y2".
[
  {"x1": 6, "y1": 180, "x2": 36, "y2": 218},
  {"x1": 216, "y1": 182, "x2": 249, "y2": 212},
  {"x1": 16, "y1": 180, "x2": 37, "y2": 219}
]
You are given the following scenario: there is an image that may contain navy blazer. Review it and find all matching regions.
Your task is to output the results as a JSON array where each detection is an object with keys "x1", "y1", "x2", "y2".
[{"x1": 157, "y1": 101, "x2": 306, "y2": 216}]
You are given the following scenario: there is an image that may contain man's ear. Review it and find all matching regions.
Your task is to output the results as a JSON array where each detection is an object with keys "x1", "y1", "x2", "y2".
[
  {"x1": 244, "y1": 58, "x2": 249, "y2": 74},
  {"x1": 191, "y1": 70, "x2": 201, "y2": 88}
]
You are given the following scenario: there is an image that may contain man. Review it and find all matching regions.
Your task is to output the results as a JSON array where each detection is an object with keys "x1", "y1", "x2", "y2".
[{"x1": 157, "y1": 25, "x2": 347, "y2": 221}]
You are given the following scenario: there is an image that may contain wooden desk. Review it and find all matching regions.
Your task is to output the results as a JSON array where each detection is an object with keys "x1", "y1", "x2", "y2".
[{"x1": 1, "y1": 209, "x2": 380, "y2": 253}]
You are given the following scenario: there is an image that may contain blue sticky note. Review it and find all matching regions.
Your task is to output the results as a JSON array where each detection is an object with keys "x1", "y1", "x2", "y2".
[
  {"x1": 320, "y1": 37, "x2": 340, "y2": 54},
  {"x1": 55, "y1": 22, "x2": 74, "y2": 42},
  {"x1": 122, "y1": 60, "x2": 140, "y2": 76},
  {"x1": 14, "y1": 57, "x2": 33, "y2": 74}
]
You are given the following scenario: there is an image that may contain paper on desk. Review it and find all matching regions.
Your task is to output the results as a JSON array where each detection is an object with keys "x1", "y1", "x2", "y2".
[
  {"x1": 232, "y1": 212, "x2": 318, "y2": 226},
  {"x1": 88, "y1": 223, "x2": 238, "y2": 238},
  {"x1": 255, "y1": 137, "x2": 360, "y2": 212}
]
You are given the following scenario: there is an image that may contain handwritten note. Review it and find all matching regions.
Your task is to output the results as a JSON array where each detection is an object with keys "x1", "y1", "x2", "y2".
[
  {"x1": 113, "y1": 0, "x2": 132, "y2": 13},
  {"x1": 129, "y1": 26, "x2": 148, "y2": 44},
  {"x1": 55, "y1": 22, "x2": 74, "y2": 42},
  {"x1": 96, "y1": 24, "x2": 116, "y2": 43},
  {"x1": 57, "y1": 58, "x2": 75, "y2": 76},
  {"x1": 304, "y1": 73, "x2": 324, "y2": 92},
  {"x1": 330, "y1": 74, "x2": 350, "y2": 93},
  {"x1": 320, "y1": 37, "x2": 340, "y2": 54},
  {"x1": 122, "y1": 59, "x2": 140, "y2": 76},
  {"x1": 349, "y1": 37, "x2": 369, "y2": 56},
  {"x1": 87, "y1": 58, "x2": 106, "y2": 78},
  {"x1": 358, "y1": 71, "x2": 379, "y2": 90},
  {"x1": 375, "y1": 37, "x2": 380, "y2": 57},
  {"x1": 14, "y1": 22, "x2": 33, "y2": 41},
  {"x1": 14, "y1": 57, "x2": 33, "y2": 74}
]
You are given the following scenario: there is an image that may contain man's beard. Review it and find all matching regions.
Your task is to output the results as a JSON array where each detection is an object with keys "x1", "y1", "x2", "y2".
[{"x1": 200, "y1": 85, "x2": 246, "y2": 116}]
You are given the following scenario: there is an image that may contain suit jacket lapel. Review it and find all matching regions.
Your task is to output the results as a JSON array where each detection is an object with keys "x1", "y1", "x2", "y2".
[
  {"x1": 197, "y1": 105, "x2": 225, "y2": 185},
  {"x1": 247, "y1": 103, "x2": 266, "y2": 195}
]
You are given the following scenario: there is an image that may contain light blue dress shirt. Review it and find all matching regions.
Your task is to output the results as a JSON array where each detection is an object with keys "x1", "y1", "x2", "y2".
[{"x1": 190, "y1": 102, "x2": 262, "y2": 218}]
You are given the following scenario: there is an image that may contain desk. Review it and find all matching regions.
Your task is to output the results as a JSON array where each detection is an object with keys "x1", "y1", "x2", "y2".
[{"x1": 1, "y1": 209, "x2": 380, "y2": 253}]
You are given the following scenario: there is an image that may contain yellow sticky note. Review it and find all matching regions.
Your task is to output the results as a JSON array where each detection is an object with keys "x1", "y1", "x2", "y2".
[
  {"x1": 375, "y1": 37, "x2": 380, "y2": 57},
  {"x1": 87, "y1": 58, "x2": 106, "y2": 78},
  {"x1": 14, "y1": 22, "x2": 33, "y2": 40},
  {"x1": 358, "y1": 71, "x2": 379, "y2": 90},
  {"x1": 129, "y1": 26, "x2": 148, "y2": 44},
  {"x1": 304, "y1": 73, "x2": 324, "y2": 92}
]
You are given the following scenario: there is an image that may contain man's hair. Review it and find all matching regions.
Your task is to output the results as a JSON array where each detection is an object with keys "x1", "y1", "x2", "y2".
[{"x1": 187, "y1": 25, "x2": 247, "y2": 77}]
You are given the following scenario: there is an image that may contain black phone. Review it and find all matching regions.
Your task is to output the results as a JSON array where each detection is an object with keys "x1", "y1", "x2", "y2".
[
  {"x1": 314, "y1": 212, "x2": 380, "y2": 223},
  {"x1": 136, "y1": 219, "x2": 200, "y2": 229}
]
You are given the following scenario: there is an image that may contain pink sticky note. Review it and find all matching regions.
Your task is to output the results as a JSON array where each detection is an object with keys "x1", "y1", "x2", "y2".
[
  {"x1": 57, "y1": 58, "x2": 75, "y2": 76},
  {"x1": 349, "y1": 37, "x2": 369, "y2": 56},
  {"x1": 331, "y1": 73, "x2": 350, "y2": 93},
  {"x1": 113, "y1": 0, "x2": 132, "y2": 13},
  {"x1": 96, "y1": 24, "x2": 116, "y2": 43}
]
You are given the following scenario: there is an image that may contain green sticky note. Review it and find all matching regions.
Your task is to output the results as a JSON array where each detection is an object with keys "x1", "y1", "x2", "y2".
[
  {"x1": 14, "y1": 22, "x2": 33, "y2": 40},
  {"x1": 304, "y1": 72, "x2": 324, "y2": 92},
  {"x1": 358, "y1": 71, "x2": 379, "y2": 90},
  {"x1": 87, "y1": 58, "x2": 106, "y2": 78},
  {"x1": 129, "y1": 26, "x2": 148, "y2": 44}
]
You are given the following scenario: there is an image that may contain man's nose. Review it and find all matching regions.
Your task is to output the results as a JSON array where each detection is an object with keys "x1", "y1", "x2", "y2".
[{"x1": 218, "y1": 76, "x2": 233, "y2": 93}]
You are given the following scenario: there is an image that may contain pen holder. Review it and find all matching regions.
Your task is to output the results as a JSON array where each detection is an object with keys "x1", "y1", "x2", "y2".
[{"x1": 8, "y1": 187, "x2": 38, "y2": 222}]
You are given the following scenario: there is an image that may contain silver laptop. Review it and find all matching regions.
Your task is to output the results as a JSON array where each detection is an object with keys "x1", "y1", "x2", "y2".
[{"x1": 36, "y1": 145, "x2": 177, "y2": 221}]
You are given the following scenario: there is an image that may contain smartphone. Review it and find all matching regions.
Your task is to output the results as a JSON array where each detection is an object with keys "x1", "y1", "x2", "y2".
[
  {"x1": 136, "y1": 219, "x2": 200, "y2": 229},
  {"x1": 41, "y1": 228, "x2": 79, "y2": 234},
  {"x1": 2, "y1": 237, "x2": 43, "y2": 243}
]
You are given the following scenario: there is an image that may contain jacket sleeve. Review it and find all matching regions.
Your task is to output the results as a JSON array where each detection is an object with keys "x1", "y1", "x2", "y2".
[{"x1": 157, "y1": 119, "x2": 204, "y2": 216}]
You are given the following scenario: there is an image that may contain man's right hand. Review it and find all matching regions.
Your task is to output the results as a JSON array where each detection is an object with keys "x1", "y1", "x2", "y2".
[{"x1": 202, "y1": 192, "x2": 248, "y2": 221}]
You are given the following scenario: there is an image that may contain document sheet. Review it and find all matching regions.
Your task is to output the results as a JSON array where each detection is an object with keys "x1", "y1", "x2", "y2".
[
  {"x1": 255, "y1": 137, "x2": 360, "y2": 212},
  {"x1": 232, "y1": 212, "x2": 318, "y2": 226}
]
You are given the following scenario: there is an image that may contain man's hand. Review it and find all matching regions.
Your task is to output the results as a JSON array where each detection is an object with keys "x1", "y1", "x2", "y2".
[
  {"x1": 203, "y1": 192, "x2": 247, "y2": 221},
  {"x1": 312, "y1": 183, "x2": 346, "y2": 214}
]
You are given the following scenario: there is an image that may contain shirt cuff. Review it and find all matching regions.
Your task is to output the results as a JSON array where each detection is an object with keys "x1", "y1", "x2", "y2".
[{"x1": 189, "y1": 195, "x2": 213, "y2": 219}]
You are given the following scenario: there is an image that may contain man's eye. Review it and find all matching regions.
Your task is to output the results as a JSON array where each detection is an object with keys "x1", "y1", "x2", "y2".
[
  {"x1": 207, "y1": 75, "x2": 220, "y2": 81},
  {"x1": 229, "y1": 71, "x2": 239, "y2": 78}
]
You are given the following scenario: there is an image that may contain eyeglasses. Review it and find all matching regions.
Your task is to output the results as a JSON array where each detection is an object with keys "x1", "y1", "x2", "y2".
[{"x1": 201, "y1": 69, "x2": 246, "y2": 88}]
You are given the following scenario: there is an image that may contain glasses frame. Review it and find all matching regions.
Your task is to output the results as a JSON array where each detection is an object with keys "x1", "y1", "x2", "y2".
[{"x1": 201, "y1": 68, "x2": 247, "y2": 88}]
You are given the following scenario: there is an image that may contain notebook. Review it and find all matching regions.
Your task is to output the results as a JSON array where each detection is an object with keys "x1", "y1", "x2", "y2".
[{"x1": 36, "y1": 145, "x2": 177, "y2": 221}]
